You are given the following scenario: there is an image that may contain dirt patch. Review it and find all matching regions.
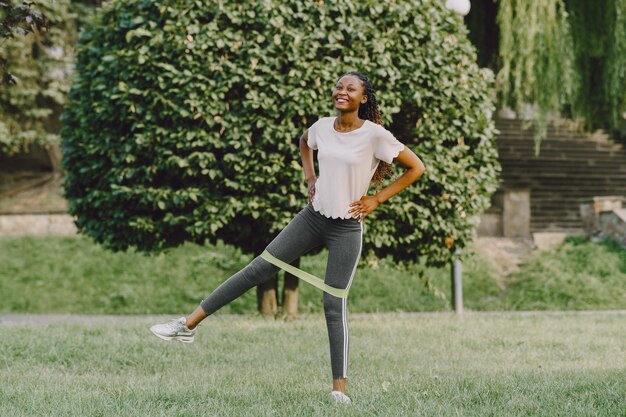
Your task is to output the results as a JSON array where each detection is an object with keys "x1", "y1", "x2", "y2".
[
  {"x1": 0, "y1": 172, "x2": 67, "y2": 214},
  {"x1": 473, "y1": 237, "x2": 535, "y2": 277}
]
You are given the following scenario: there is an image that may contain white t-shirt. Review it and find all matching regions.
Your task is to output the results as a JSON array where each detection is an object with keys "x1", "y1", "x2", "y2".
[{"x1": 306, "y1": 117, "x2": 405, "y2": 219}]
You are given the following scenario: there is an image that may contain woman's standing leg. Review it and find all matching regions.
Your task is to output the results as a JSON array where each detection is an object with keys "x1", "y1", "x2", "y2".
[{"x1": 322, "y1": 219, "x2": 364, "y2": 395}]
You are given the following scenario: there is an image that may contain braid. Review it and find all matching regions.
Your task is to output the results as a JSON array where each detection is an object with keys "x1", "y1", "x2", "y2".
[{"x1": 342, "y1": 71, "x2": 394, "y2": 190}]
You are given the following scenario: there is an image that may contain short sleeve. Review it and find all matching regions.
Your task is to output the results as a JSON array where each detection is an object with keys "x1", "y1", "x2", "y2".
[
  {"x1": 375, "y1": 127, "x2": 405, "y2": 163},
  {"x1": 306, "y1": 121, "x2": 319, "y2": 150}
]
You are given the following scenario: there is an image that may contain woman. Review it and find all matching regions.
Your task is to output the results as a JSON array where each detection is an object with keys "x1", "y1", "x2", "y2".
[{"x1": 150, "y1": 71, "x2": 425, "y2": 404}]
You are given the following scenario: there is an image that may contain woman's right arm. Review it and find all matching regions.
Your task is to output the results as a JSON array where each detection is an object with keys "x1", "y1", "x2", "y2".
[{"x1": 299, "y1": 129, "x2": 317, "y2": 203}]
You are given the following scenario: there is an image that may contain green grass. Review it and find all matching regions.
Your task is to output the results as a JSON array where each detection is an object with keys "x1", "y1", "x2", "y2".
[
  {"x1": 0, "y1": 235, "x2": 498, "y2": 314},
  {"x1": 0, "y1": 236, "x2": 624, "y2": 314},
  {"x1": 1, "y1": 313, "x2": 624, "y2": 416},
  {"x1": 502, "y1": 237, "x2": 626, "y2": 310}
]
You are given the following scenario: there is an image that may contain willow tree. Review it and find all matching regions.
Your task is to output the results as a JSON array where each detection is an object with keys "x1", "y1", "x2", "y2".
[
  {"x1": 568, "y1": 0, "x2": 626, "y2": 132},
  {"x1": 497, "y1": 0, "x2": 626, "y2": 151}
]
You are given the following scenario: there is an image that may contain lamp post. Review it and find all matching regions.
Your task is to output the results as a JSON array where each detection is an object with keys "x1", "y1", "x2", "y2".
[
  {"x1": 443, "y1": 0, "x2": 468, "y2": 315},
  {"x1": 445, "y1": 0, "x2": 471, "y2": 16},
  {"x1": 451, "y1": 254, "x2": 463, "y2": 315}
]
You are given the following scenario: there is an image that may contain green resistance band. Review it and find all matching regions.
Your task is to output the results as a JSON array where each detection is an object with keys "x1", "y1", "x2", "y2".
[{"x1": 260, "y1": 250, "x2": 349, "y2": 299}]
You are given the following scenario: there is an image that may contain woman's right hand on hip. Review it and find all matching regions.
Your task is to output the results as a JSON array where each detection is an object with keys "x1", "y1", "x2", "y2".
[{"x1": 307, "y1": 179, "x2": 316, "y2": 204}]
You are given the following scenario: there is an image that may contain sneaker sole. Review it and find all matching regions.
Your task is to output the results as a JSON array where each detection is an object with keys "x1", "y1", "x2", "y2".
[
  {"x1": 329, "y1": 392, "x2": 352, "y2": 404},
  {"x1": 150, "y1": 327, "x2": 195, "y2": 344}
]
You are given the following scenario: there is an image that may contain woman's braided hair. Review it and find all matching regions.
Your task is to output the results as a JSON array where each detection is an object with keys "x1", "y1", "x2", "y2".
[{"x1": 342, "y1": 71, "x2": 394, "y2": 190}]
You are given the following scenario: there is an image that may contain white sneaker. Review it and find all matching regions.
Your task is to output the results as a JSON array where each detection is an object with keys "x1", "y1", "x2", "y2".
[
  {"x1": 150, "y1": 317, "x2": 196, "y2": 343},
  {"x1": 329, "y1": 390, "x2": 352, "y2": 404}
]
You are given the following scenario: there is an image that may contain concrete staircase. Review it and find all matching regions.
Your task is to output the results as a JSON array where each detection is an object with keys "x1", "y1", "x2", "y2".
[{"x1": 493, "y1": 119, "x2": 626, "y2": 234}]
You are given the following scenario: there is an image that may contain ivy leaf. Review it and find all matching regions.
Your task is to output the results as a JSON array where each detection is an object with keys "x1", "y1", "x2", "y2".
[{"x1": 125, "y1": 28, "x2": 152, "y2": 42}]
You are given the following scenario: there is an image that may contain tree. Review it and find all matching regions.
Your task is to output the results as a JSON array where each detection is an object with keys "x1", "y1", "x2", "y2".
[
  {"x1": 0, "y1": 1, "x2": 96, "y2": 164},
  {"x1": 0, "y1": 0, "x2": 78, "y2": 164},
  {"x1": 0, "y1": 1, "x2": 48, "y2": 84},
  {"x1": 61, "y1": 0, "x2": 500, "y2": 315},
  {"x1": 467, "y1": 0, "x2": 626, "y2": 149}
]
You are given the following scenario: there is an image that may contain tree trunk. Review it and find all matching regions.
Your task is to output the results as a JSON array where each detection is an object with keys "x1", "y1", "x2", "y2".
[
  {"x1": 282, "y1": 257, "x2": 299, "y2": 319},
  {"x1": 256, "y1": 256, "x2": 301, "y2": 318},
  {"x1": 257, "y1": 274, "x2": 278, "y2": 316},
  {"x1": 47, "y1": 141, "x2": 62, "y2": 176}
]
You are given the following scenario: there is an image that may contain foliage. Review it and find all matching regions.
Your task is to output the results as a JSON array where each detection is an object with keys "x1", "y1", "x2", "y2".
[
  {"x1": 606, "y1": 0, "x2": 626, "y2": 132},
  {"x1": 497, "y1": 0, "x2": 575, "y2": 151},
  {"x1": 0, "y1": 0, "x2": 76, "y2": 155},
  {"x1": 568, "y1": 0, "x2": 626, "y2": 134},
  {"x1": 497, "y1": 0, "x2": 626, "y2": 149},
  {"x1": 0, "y1": 0, "x2": 48, "y2": 84},
  {"x1": 61, "y1": 0, "x2": 500, "y2": 267}
]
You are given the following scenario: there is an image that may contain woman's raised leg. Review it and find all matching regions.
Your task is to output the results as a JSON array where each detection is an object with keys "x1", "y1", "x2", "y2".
[
  {"x1": 151, "y1": 205, "x2": 324, "y2": 339},
  {"x1": 194, "y1": 205, "x2": 325, "y2": 323}
]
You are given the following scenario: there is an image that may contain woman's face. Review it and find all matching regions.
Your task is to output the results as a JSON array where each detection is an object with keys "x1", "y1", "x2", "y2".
[{"x1": 332, "y1": 75, "x2": 367, "y2": 112}]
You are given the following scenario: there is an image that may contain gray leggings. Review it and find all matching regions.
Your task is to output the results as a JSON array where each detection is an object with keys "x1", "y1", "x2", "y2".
[{"x1": 200, "y1": 203, "x2": 363, "y2": 379}]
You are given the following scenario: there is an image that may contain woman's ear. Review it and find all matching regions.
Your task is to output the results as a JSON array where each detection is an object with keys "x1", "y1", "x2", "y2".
[{"x1": 361, "y1": 95, "x2": 368, "y2": 104}]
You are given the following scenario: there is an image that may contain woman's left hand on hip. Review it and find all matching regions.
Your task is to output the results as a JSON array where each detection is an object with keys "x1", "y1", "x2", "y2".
[{"x1": 349, "y1": 195, "x2": 379, "y2": 222}]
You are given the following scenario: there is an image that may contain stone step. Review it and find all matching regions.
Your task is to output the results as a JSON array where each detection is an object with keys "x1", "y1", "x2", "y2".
[
  {"x1": 497, "y1": 136, "x2": 619, "y2": 148},
  {"x1": 490, "y1": 118, "x2": 625, "y2": 235},
  {"x1": 503, "y1": 157, "x2": 623, "y2": 164},
  {"x1": 500, "y1": 149, "x2": 626, "y2": 158},
  {"x1": 501, "y1": 170, "x2": 626, "y2": 178}
]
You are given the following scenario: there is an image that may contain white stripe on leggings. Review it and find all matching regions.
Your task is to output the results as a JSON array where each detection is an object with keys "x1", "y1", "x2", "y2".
[{"x1": 341, "y1": 221, "x2": 363, "y2": 378}]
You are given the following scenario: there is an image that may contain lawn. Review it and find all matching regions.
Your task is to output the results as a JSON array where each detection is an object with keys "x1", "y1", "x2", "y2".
[
  {"x1": 0, "y1": 236, "x2": 624, "y2": 315},
  {"x1": 0, "y1": 312, "x2": 624, "y2": 416}
]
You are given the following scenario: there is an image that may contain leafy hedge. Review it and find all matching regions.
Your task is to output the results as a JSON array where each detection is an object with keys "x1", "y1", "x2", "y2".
[{"x1": 61, "y1": 0, "x2": 499, "y2": 266}]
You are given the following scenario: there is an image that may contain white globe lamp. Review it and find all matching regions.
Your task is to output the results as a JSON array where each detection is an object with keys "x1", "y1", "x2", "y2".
[{"x1": 445, "y1": 0, "x2": 471, "y2": 16}]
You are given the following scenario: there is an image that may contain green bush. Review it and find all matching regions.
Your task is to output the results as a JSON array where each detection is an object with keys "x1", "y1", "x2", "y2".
[
  {"x1": 502, "y1": 238, "x2": 626, "y2": 310},
  {"x1": 61, "y1": 0, "x2": 499, "y2": 266}
]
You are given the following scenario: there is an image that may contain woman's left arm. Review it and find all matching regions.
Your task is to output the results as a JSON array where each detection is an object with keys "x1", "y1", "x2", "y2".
[{"x1": 349, "y1": 146, "x2": 425, "y2": 222}]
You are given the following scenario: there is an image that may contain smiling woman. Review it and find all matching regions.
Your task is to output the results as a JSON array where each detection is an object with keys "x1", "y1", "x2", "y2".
[
  {"x1": 304, "y1": 73, "x2": 424, "y2": 221},
  {"x1": 330, "y1": 72, "x2": 396, "y2": 189},
  {"x1": 150, "y1": 71, "x2": 425, "y2": 404}
]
